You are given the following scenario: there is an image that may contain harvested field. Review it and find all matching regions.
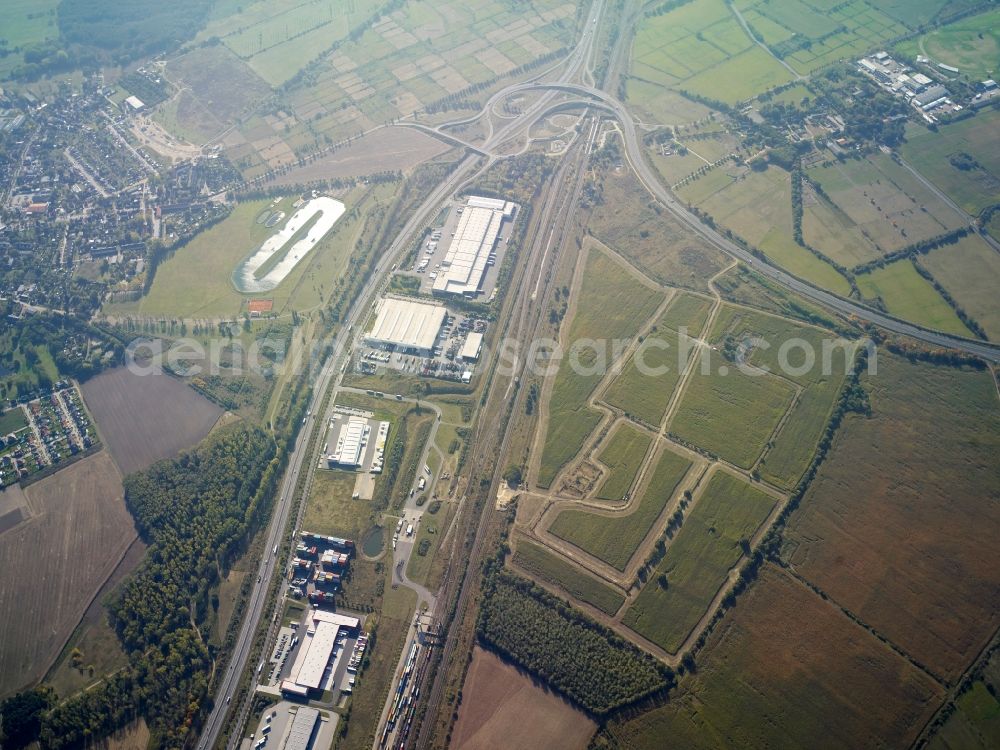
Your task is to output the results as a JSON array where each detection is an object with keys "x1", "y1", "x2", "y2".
[
  {"x1": 265, "y1": 126, "x2": 449, "y2": 186},
  {"x1": 609, "y1": 565, "x2": 944, "y2": 749},
  {"x1": 452, "y1": 647, "x2": 596, "y2": 750},
  {"x1": 784, "y1": 354, "x2": 1000, "y2": 681},
  {"x1": 0, "y1": 451, "x2": 135, "y2": 697},
  {"x1": 81, "y1": 367, "x2": 222, "y2": 475}
]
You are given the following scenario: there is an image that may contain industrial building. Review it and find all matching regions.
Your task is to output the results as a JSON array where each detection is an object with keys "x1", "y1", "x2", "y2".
[
  {"x1": 365, "y1": 298, "x2": 447, "y2": 355},
  {"x1": 327, "y1": 416, "x2": 368, "y2": 467},
  {"x1": 281, "y1": 610, "x2": 360, "y2": 697},
  {"x1": 461, "y1": 331, "x2": 484, "y2": 362},
  {"x1": 432, "y1": 195, "x2": 514, "y2": 298},
  {"x1": 284, "y1": 707, "x2": 321, "y2": 750}
]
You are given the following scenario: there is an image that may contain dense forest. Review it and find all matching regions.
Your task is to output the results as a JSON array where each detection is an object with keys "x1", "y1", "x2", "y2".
[
  {"x1": 477, "y1": 565, "x2": 671, "y2": 716},
  {"x1": 23, "y1": 425, "x2": 280, "y2": 749}
]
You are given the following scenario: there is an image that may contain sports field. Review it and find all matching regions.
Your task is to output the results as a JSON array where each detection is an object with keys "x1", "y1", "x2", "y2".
[
  {"x1": 670, "y1": 350, "x2": 797, "y2": 469},
  {"x1": 895, "y1": 7, "x2": 1000, "y2": 81},
  {"x1": 548, "y1": 445, "x2": 692, "y2": 572},
  {"x1": 537, "y1": 247, "x2": 663, "y2": 488},
  {"x1": 610, "y1": 565, "x2": 944, "y2": 749},
  {"x1": 622, "y1": 471, "x2": 775, "y2": 653},
  {"x1": 856, "y1": 260, "x2": 971, "y2": 337},
  {"x1": 921, "y1": 233, "x2": 1000, "y2": 340},
  {"x1": 512, "y1": 539, "x2": 625, "y2": 615}
]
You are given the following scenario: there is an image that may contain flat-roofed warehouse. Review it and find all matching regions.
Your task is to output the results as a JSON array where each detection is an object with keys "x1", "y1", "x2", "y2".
[
  {"x1": 433, "y1": 196, "x2": 514, "y2": 298},
  {"x1": 365, "y1": 298, "x2": 447, "y2": 356}
]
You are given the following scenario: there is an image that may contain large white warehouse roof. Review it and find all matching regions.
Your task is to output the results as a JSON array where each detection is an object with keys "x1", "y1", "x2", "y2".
[{"x1": 366, "y1": 298, "x2": 447, "y2": 352}]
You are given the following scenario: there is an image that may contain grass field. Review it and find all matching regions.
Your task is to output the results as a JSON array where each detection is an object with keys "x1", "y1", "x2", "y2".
[
  {"x1": 602, "y1": 335, "x2": 688, "y2": 427},
  {"x1": 452, "y1": 647, "x2": 596, "y2": 750},
  {"x1": 921, "y1": 233, "x2": 1000, "y2": 339},
  {"x1": 593, "y1": 423, "x2": 653, "y2": 502},
  {"x1": 625, "y1": 79, "x2": 714, "y2": 126},
  {"x1": 670, "y1": 350, "x2": 797, "y2": 469},
  {"x1": 622, "y1": 471, "x2": 775, "y2": 653},
  {"x1": 0, "y1": 407, "x2": 28, "y2": 435},
  {"x1": 928, "y1": 650, "x2": 1000, "y2": 750},
  {"x1": 679, "y1": 165, "x2": 850, "y2": 294},
  {"x1": 784, "y1": 354, "x2": 1000, "y2": 681},
  {"x1": 405, "y1": 501, "x2": 454, "y2": 588},
  {"x1": 895, "y1": 8, "x2": 1000, "y2": 81},
  {"x1": 900, "y1": 112, "x2": 1000, "y2": 216},
  {"x1": 537, "y1": 247, "x2": 663, "y2": 488},
  {"x1": 708, "y1": 305, "x2": 851, "y2": 488},
  {"x1": 660, "y1": 293, "x2": 713, "y2": 334},
  {"x1": 807, "y1": 153, "x2": 965, "y2": 261},
  {"x1": 548, "y1": 445, "x2": 692, "y2": 572},
  {"x1": 610, "y1": 565, "x2": 944, "y2": 748},
  {"x1": 512, "y1": 539, "x2": 626, "y2": 615},
  {"x1": 0, "y1": 0, "x2": 60, "y2": 79},
  {"x1": 301, "y1": 470, "x2": 368, "y2": 540},
  {"x1": 856, "y1": 260, "x2": 972, "y2": 336}
]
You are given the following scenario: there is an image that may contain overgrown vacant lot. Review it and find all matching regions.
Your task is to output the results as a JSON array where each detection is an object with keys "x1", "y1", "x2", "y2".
[
  {"x1": 607, "y1": 565, "x2": 944, "y2": 749},
  {"x1": 669, "y1": 349, "x2": 797, "y2": 470},
  {"x1": 587, "y1": 170, "x2": 728, "y2": 290},
  {"x1": 81, "y1": 368, "x2": 222, "y2": 475},
  {"x1": 548, "y1": 445, "x2": 692, "y2": 571},
  {"x1": 593, "y1": 423, "x2": 653, "y2": 502},
  {"x1": 512, "y1": 539, "x2": 625, "y2": 616},
  {"x1": 921, "y1": 233, "x2": 1000, "y2": 340},
  {"x1": 808, "y1": 153, "x2": 965, "y2": 260},
  {"x1": 0, "y1": 451, "x2": 135, "y2": 696},
  {"x1": 708, "y1": 305, "x2": 852, "y2": 488},
  {"x1": 659, "y1": 292, "x2": 713, "y2": 335},
  {"x1": 899, "y1": 111, "x2": 1000, "y2": 217},
  {"x1": 784, "y1": 354, "x2": 1000, "y2": 681},
  {"x1": 622, "y1": 471, "x2": 775, "y2": 653},
  {"x1": 537, "y1": 246, "x2": 662, "y2": 488}
]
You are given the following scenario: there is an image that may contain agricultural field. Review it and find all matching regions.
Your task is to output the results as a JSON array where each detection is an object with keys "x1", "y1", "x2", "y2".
[
  {"x1": 536, "y1": 246, "x2": 662, "y2": 488},
  {"x1": 928, "y1": 651, "x2": 1000, "y2": 750},
  {"x1": 807, "y1": 153, "x2": 966, "y2": 262},
  {"x1": 736, "y1": 0, "x2": 907, "y2": 74},
  {"x1": 678, "y1": 164, "x2": 851, "y2": 294},
  {"x1": 0, "y1": 0, "x2": 60, "y2": 79},
  {"x1": 592, "y1": 422, "x2": 653, "y2": 502},
  {"x1": 587, "y1": 170, "x2": 729, "y2": 290},
  {"x1": 192, "y1": 0, "x2": 389, "y2": 86},
  {"x1": 547, "y1": 445, "x2": 692, "y2": 572},
  {"x1": 512, "y1": 539, "x2": 625, "y2": 615},
  {"x1": 708, "y1": 305, "x2": 853, "y2": 488},
  {"x1": 856, "y1": 260, "x2": 972, "y2": 336},
  {"x1": 80, "y1": 368, "x2": 222, "y2": 475},
  {"x1": 607, "y1": 565, "x2": 944, "y2": 749},
  {"x1": 895, "y1": 7, "x2": 1000, "y2": 82},
  {"x1": 622, "y1": 471, "x2": 775, "y2": 653},
  {"x1": 669, "y1": 349, "x2": 797, "y2": 470},
  {"x1": 451, "y1": 647, "x2": 596, "y2": 750},
  {"x1": 631, "y1": 0, "x2": 794, "y2": 104},
  {"x1": 899, "y1": 111, "x2": 1000, "y2": 217},
  {"x1": 783, "y1": 354, "x2": 1000, "y2": 681},
  {"x1": 920, "y1": 233, "x2": 1000, "y2": 339},
  {"x1": 0, "y1": 451, "x2": 135, "y2": 697},
  {"x1": 265, "y1": 126, "x2": 448, "y2": 187}
]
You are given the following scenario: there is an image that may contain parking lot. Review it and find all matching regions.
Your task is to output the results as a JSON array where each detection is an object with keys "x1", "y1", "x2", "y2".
[{"x1": 245, "y1": 701, "x2": 338, "y2": 750}]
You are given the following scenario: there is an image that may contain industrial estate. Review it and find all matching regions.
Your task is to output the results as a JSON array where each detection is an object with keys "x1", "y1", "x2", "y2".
[{"x1": 0, "y1": 1, "x2": 998, "y2": 750}]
